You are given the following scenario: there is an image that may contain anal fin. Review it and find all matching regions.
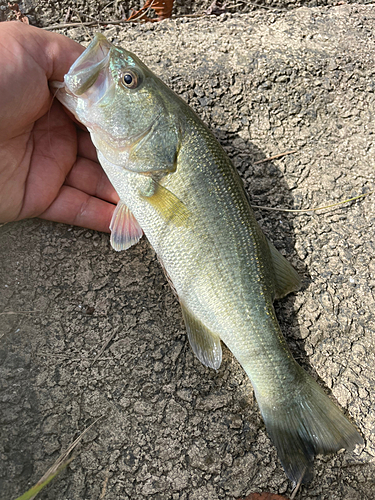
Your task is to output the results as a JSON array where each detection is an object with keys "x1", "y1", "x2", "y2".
[
  {"x1": 180, "y1": 303, "x2": 222, "y2": 370},
  {"x1": 110, "y1": 200, "x2": 143, "y2": 251},
  {"x1": 267, "y1": 239, "x2": 301, "y2": 299}
]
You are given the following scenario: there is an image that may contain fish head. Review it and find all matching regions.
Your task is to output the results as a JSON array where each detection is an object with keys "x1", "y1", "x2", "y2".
[{"x1": 52, "y1": 33, "x2": 183, "y2": 171}]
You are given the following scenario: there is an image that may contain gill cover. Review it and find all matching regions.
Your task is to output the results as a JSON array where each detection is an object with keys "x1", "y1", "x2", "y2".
[{"x1": 56, "y1": 33, "x2": 182, "y2": 174}]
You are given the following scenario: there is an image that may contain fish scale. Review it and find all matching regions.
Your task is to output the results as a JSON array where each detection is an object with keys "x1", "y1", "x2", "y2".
[{"x1": 52, "y1": 33, "x2": 363, "y2": 486}]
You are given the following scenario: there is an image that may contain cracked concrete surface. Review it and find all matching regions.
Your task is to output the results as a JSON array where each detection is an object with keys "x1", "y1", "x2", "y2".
[{"x1": 1, "y1": 4, "x2": 375, "y2": 499}]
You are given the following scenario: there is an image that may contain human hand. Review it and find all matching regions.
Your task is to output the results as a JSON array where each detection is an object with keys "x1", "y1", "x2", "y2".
[{"x1": 0, "y1": 22, "x2": 118, "y2": 232}]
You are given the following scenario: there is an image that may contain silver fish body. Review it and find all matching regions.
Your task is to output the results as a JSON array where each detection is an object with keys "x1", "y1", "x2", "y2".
[{"x1": 53, "y1": 34, "x2": 363, "y2": 484}]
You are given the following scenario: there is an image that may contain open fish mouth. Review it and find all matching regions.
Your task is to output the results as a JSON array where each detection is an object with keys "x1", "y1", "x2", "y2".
[{"x1": 64, "y1": 33, "x2": 114, "y2": 102}]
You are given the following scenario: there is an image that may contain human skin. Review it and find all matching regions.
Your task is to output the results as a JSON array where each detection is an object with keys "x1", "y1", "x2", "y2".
[{"x1": 0, "y1": 21, "x2": 118, "y2": 232}]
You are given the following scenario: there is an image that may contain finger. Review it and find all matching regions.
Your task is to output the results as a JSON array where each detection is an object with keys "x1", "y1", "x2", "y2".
[
  {"x1": 0, "y1": 23, "x2": 83, "y2": 136},
  {"x1": 77, "y1": 129, "x2": 98, "y2": 163},
  {"x1": 65, "y1": 156, "x2": 119, "y2": 204},
  {"x1": 17, "y1": 100, "x2": 78, "y2": 219},
  {"x1": 0, "y1": 22, "x2": 83, "y2": 83},
  {"x1": 39, "y1": 185, "x2": 115, "y2": 233}
]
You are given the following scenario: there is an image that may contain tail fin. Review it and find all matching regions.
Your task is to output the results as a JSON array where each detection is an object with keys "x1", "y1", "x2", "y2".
[{"x1": 258, "y1": 372, "x2": 363, "y2": 485}]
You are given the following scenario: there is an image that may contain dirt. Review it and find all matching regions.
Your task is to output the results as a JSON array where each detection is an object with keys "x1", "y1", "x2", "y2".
[
  {"x1": 0, "y1": 0, "x2": 372, "y2": 27},
  {"x1": 1, "y1": 2, "x2": 375, "y2": 500}
]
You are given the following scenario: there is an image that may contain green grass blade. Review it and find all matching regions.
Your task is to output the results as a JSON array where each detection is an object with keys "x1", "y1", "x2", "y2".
[
  {"x1": 13, "y1": 416, "x2": 103, "y2": 500},
  {"x1": 13, "y1": 459, "x2": 72, "y2": 500}
]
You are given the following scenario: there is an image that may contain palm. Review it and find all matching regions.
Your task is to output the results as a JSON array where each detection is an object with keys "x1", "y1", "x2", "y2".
[{"x1": 0, "y1": 22, "x2": 118, "y2": 232}]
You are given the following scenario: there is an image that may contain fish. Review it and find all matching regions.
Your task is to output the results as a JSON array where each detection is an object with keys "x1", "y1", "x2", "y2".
[{"x1": 52, "y1": 33, "x2": 363, "y2": 485}]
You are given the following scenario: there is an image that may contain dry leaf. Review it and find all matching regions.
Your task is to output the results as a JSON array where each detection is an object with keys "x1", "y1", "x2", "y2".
[
  {"x1": 127, "y1": 0, "x2": 174, "y2": 22},
  {"x1": 7, "y1": 2, "x2": 29, "y2": 23}
]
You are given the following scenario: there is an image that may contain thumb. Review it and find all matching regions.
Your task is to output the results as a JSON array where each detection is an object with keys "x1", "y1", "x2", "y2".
[{"x1": 0, "y1": 21, "x2": 84, "y2": 82}]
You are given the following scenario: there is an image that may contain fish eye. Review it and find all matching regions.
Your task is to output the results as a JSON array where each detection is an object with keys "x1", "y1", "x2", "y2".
[{"x1": 121, "y1": 70, "x2": 140, "y2": 89}]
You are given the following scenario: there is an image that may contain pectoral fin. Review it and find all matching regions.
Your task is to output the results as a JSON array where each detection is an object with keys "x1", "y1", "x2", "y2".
[
  {"x1": 180, "y1": 303, "x2": 222, "y2": 370},
  {"x1": 109, "y1": 200, "x2": 143, "y2": 251},
  {"x1": 141, "y1": 180, "x2": 190, "y2": 227},
  {"x1": 267, "y1": 239, "x2": 301, "y2": 299}
]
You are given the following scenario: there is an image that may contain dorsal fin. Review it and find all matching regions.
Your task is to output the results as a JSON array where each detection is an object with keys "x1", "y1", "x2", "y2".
[
  {"x1": 109, "y1": 200, "x2": 143, "y2": 251},
  {"x1": 180, "y1": 302, "x2": 222, "y2": 370},
  {"x1": 267, "y1": 239, "x2": 301, "y2": 299}
]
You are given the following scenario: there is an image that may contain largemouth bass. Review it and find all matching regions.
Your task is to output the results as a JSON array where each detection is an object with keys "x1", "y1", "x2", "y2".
[{"x1": 52, "y1": 33, "x2": 362, "y2": 485}]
